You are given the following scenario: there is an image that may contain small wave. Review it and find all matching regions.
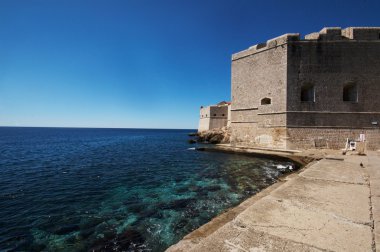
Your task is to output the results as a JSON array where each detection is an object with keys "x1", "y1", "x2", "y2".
[{"x1": 276, "y1": 164, "x2": 294, "y2": 170}]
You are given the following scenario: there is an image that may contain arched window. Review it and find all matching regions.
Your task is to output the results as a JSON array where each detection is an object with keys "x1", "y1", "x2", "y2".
[
  {"x1": 301, "y1": 84, "x2": 315, "y2": 102},
  {"x1": 343, "y1": 83, "x2": 358, "y2": 102},
  {"x1": 261, "y1": 97, "x2": 271, "y2": 105}
]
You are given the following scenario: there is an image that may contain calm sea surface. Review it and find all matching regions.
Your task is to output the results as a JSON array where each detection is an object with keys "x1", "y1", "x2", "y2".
[{"x1": 0, "y1": 127, "x2": 294, "y2": 251}]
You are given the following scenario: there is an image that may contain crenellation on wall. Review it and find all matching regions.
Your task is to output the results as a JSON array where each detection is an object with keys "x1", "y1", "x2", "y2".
[
  {"x1": 266, "y1": 33, "x2": 300, "y2": 48},
  {"x1": 318, "y1": 27, "x2": 343, "y2": 40},
  {"x1": 320, "y1": 27, "x2": 341, "y2": 34},
  {"x1": 304, "y1": 32, "x2": 319, "y2": 40},
  {"x1": 231, "y1": 47, "x2": 256, "y2": 61},
  {"x1": 342, "y1": 27, "x2": 380, "y2": 40},
  {"x1": 232, "y1": 33, "x2": 300, "y2": 61},
  {"x1": 303, "y1": 27, "x2": 380, "y2": 41}
]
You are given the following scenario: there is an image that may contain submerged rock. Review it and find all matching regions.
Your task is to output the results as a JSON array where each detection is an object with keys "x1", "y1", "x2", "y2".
[
  {"x1": 156, "y1": 198, "x2": 196, "y2": 211},
  {"x1": 204, "y1": 185, "x2": 222, "y2": 192},
  {"x1": 53, "y1": 224, "x2": 80, "y2": 235},
  {"x1": 118, "y1": 229, "x2": 144, "y2": 246},
  {"x1": 188, "y1": 139, "x2": 197, "y2": 144},
  {"x1": 78, "y1": 228, "x2": 93, "y2": 239}
]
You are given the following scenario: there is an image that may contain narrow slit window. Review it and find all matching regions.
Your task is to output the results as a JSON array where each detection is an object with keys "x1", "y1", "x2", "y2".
[
  {"x1": 343, "y1": 83, "x2": 358, "y2": 102},
  {"x1": 261, "y1": 97, "x2": 271, "y2": 105},
  {"x1": 301, "y1": 84, "x2": 315, "y2": 102}
]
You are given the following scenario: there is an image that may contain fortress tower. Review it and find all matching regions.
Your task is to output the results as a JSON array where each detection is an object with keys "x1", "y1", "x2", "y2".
[
  {"x1": 198, "y1": 101, "x2": 231, "y2": 132},
  {"x1": 230, "y1": 27, "x2": 380, "y2": 150}
]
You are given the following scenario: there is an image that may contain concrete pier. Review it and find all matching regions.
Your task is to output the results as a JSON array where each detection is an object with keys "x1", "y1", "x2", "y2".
[{"x1": 167, "y1": 151, "x2": 380, "y2": 252}]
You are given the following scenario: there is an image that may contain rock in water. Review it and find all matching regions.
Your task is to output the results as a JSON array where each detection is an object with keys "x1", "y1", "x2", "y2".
[
  {"x1": 188, "y1": 139, "x2": 196, "y2": 144},
  {"x1": 196, "y1": 127, "x2": 231, "y2": 144}
]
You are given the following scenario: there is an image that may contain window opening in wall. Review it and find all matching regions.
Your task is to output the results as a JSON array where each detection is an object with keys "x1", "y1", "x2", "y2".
[
  {"x1": 213, "y1": 114, "x2": 216, "y2": 116},
  {"x1": 301, "y1": 84, "x2": 315, "y2": 102},
  {"x1": 343, "y1": 83, "x2": 358, "y2": 102},
  {"x1": 222, "y1": 114, "x2": 225, "y2": 116},
  {"x1": 261, "y1": 97, "x2": 271, "y2": 105}
]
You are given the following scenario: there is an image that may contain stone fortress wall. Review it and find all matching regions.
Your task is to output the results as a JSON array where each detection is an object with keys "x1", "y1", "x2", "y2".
[
  {"x1": 230, "y1": 27, "x2": 380, "y2": 150},
  {"x1": 198, "y1": 104, "x2": 230, "y2": 132}
]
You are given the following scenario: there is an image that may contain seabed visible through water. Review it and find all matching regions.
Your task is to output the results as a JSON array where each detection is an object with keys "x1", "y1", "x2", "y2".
[{"x1": 0, "y1": 127, "x2": 297, "y2": 251}]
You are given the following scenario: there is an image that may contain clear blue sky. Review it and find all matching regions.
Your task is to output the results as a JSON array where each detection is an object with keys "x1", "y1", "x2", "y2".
[{"x1": 1, "y1": 0, "x2": 379, "y2": 129}]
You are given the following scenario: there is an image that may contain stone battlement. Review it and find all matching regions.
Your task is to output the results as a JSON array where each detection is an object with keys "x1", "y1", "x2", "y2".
[
  {"x1": 306, "y1": 27, "x2": 380, "y2": 40},
  {"x1": 232, "y1": 33, "x2": 300, "y2": 60},
  {"x1": 233, "y1": 27, "x2": 380, "y2": 60}
]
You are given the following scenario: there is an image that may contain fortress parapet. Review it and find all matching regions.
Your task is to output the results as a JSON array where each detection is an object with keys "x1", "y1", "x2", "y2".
[
  {"x1": 306, "y1": 27, "x2": 380, "y2": 40},
  {"x1": 233, "y1": 27, "x2": 380, "y2": 61},
  {"x1": 232, "y1": 33, "x2": 300, "y2": 60}
]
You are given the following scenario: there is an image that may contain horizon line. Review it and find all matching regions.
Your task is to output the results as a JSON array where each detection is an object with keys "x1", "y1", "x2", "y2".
[{"x1": 0, "y1": 125, "x2": 196, "y2": 130}]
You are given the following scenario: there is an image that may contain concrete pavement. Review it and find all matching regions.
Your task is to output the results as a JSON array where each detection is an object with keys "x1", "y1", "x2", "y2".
[{"x1": 167, "y1": 151, "x2": 380, "y2": 252}]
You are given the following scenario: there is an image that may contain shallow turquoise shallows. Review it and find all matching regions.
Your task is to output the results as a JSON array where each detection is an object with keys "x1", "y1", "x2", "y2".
[{"x1": 0, "y1": 127, "x2": 294, "y2": 251}]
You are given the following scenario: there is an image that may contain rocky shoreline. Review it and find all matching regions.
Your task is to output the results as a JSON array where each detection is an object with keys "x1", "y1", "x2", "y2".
[{"x1": 188, "y1": 127, "x2": 231, "y2": 144}]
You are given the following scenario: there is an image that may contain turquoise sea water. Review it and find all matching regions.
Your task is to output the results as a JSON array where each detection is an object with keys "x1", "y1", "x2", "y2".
[{"x1": 0, "y1": 127, "x2": 295, "y2": 251}]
